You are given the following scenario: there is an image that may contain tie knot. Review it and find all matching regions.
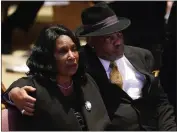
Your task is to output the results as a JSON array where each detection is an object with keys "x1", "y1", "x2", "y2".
[{"x1": 109, "y1": 61, "x2": 117, "y2": 69}]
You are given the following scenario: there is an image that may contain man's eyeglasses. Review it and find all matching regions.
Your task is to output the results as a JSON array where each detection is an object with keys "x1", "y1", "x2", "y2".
[{"x1": 102, "y1": 32, "x2": 123, "y2": 41}]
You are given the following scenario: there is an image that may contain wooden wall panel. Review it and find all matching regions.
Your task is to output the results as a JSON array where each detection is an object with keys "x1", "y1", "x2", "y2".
[{"x1": 53, "y1": 1, "x2": 93, "y2": 30}]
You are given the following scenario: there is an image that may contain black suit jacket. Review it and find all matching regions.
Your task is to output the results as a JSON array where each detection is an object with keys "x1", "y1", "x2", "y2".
[
  {"x1": 4, "y1": 73, "x2": 110, "y2": 131},
  {"x1": 82, "y1": 44, "x2": 176, "y2": 130}
]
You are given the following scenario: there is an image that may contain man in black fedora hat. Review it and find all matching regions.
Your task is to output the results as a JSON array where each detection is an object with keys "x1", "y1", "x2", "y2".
[
  {"x1": 75, "y1": 2, "x2": 176, "y2": 130},
  {"x1": 2, "y1": 2, "x2": 176, "y2": 131}
]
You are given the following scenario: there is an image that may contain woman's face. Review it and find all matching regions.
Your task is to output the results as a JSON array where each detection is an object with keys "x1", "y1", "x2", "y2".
[{"x1": 54, "y1": 35, "x2": 79, "y2": 77}]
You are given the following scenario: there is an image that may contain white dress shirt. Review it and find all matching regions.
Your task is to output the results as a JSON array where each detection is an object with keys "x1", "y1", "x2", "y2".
[{"x1": 99, "y1": 55, "x2": 146, "y2": 100}]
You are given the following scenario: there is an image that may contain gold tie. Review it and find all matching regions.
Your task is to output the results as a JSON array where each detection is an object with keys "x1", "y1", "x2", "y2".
[{"x1": 109, "y1": 61, "x2": 123, "y2": 88}]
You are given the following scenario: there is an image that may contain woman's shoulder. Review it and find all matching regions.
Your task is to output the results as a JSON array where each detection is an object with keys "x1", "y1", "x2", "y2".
[{"x1": 8, "y1": 76, "x2": 35, "y2": 89}]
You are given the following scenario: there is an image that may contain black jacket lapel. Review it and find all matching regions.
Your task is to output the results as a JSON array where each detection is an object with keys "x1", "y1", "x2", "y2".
[
  {"x1": 83, "y1": 45, "x2": 109, "y2": 83},
  {"x1": 81, "y1": 74, "x2": 110, "y2": 130}
]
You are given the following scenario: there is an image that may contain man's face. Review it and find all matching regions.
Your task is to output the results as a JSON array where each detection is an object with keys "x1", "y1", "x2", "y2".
[{"x1": 91, "y1": 32, "x2": 124, "y2": 61}]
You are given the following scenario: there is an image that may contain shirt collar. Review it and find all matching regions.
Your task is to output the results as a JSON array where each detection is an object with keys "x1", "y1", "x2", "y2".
[
  {"x1": 98, "y1": 57, "x2": 110, "y2": 72},
  {"x1": 98, "y1": 55, "x2": 124, "y2": 72}
]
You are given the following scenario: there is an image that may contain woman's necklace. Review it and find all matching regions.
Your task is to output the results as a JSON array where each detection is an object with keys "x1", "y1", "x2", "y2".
[
  {"x1": 57, "y1": 81, "x2": 74, "y2": 96},
  {"x1": 57, "y1": 80, "x2": 73, "y2": 90}
]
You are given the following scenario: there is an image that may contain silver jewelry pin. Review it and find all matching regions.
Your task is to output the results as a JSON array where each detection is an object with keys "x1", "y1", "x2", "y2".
[{"x1": 85, "y1": 101, "x2": 92, "y2": 111}]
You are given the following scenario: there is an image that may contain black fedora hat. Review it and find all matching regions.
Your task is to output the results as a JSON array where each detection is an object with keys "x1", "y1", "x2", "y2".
[{"x1": 75, "y1": 2, "x2": 131, "y2": 37}]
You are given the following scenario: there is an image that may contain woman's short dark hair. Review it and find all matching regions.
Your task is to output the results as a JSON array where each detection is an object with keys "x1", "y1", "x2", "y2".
[{"x1": 26, "y1": 24, "x2": 85, "y2": 83}]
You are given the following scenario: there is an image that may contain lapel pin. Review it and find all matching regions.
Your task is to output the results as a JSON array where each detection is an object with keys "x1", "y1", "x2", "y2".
[{"x1": 85, "y1": 101, "x2": 92, "y2": 111}]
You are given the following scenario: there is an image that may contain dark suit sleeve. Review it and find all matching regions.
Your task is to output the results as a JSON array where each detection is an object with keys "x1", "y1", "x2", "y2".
[
  {"x1": 146, "y1": 53, "x2": 177, "y2": 130},
  {"x1": 153, "y1": 81, "x2": 176, "y2": 130},
  {"x1": 2, "y1": 77, "x2": 54, "y2": 130},
  {"x1": 144, "y1": 49, "x2": 176, "y2": 130},
  {"x1": 2, "y1": 77, "x2": 34, "y2": 105}
]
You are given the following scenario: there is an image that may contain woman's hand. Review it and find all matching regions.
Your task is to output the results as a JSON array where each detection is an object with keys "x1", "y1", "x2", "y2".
[{"x1": 9, "y1": 86, "x2": 36, "y2": 116}]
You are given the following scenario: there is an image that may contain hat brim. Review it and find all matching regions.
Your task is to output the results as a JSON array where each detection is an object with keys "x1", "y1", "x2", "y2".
[{"x1": 75, "y1": 17, "x2": 131, "y2": 37}]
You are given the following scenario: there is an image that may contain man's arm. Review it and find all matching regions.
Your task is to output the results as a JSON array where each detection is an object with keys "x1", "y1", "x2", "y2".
[
  {"x1": 2, "y1": 77, "x2": 36, "y2": 116},
  {"x1": 152, "y1": 80, "x2": 176, "y2": 130},
  {"x1": 145, "y1": 50, "x2": 176, "y2": 130}
]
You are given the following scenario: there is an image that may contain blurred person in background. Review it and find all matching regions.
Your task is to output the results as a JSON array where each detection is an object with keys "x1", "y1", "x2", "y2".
[{"x1": 1, "y1": 1, "x2": 44, "y2": 54}]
